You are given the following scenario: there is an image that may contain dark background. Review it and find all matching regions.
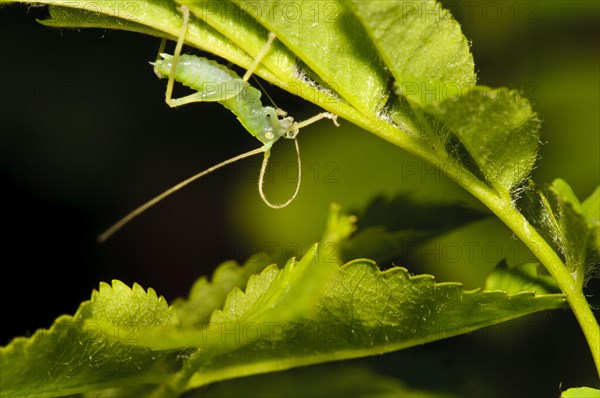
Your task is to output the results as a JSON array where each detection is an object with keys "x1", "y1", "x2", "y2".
[{"x1": 0, "y1": 1, "x2": 598, "y2": 396}]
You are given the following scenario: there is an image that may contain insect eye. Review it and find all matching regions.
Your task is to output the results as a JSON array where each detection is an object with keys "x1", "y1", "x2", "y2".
[{"x1": 263, "y1": 129, "x2": 275, "y2": 141}]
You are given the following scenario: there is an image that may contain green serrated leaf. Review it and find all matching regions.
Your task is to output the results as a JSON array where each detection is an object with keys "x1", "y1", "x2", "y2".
[
  {"x1": 484, "y1": 261, "x2": 560, "y2": 294},
  {"x1": 180, "y1": 261, "x2": 565, "y2": 390},
  {"x1": 561, "y1": 386, "x2": 600, "y2": 398},
  {"x1": 81, "y1": 206, "x2": 566, "y2": 393},
  {"x1": 425, "y1": 87, "x2": 541, "y2": 195},
  {"x1": 117, "y1": 238, "x2": 565, "y2": 393},
  {"x1": 94, "y1": 207, "x2": 567, "y2": 394},
  {"x1": 0, "y1": 204, "x2": 568, "y2": 396},
  {"x1": 0, "y1": 281, "x2": 182, "y2": 398},
  {"x1": 347, "y1": 0, "x2": 475, "y2": 107}
]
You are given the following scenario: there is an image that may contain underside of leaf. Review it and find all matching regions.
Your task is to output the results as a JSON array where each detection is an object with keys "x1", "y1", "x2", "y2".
[{"x1": 424, "y1": 87, "x2": 541, "y2": 196}]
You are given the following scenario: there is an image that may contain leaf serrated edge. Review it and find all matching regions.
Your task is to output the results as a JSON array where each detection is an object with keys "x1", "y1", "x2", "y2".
[
  {"x1": 210, "y1": 264, "x2": 281, "y2": 323},
  {"x1": 339, "y1": 259, "x2": 566, "y2": 301},
  {"x1": 0, "y1": 280, "x2": 173, "y2": 353},
  {"x1": 185, "y1": 259, "x2": 567, "y2": 389}
]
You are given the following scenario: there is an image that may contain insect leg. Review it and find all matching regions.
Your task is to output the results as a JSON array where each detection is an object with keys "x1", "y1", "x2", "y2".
[
  {"x1": 157, "y1": 6, "x2": 245, "y2": 107},
  {"x1": 285, "y1": 112, "x2": 340, "y2": 139},
  {"x1": 242, "y1": 32, "x2": 277, "y2": 83},
  {"x1": 162, "y1": 83, "x2": 242, "y2": 108},
  {"x1": 165, "y1": 5, "x2": 191, "y2": 107}
]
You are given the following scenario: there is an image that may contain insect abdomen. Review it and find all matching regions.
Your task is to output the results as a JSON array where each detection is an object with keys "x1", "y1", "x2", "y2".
[{"x1": 155, "y1": 54, "x2": 241, "y2": 95}]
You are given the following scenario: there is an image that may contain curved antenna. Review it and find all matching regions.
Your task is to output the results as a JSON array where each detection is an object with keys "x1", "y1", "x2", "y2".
[
  {"x1": 98, "y1": 145, "x2": 267, "y2": 243},
  {"x1": 258, "y1": 138, "x2": 301, "y2": 209}
]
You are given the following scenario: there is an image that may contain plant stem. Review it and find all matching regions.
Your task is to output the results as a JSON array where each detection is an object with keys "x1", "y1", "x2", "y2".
[
  {"x1": 487, "y1": 199, "x2": 600, "y2": 377},
  {"x1": 431, "y1": 152, "x2": 600, "y2": 376},
  {"x1": 364, "y1": 113, "x2": 600, "y2": 377}
]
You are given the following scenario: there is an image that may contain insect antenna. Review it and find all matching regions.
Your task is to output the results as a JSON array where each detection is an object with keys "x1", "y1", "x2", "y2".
[
  {"x1": 98, "y1": 145, "x2": 267, "y2": 243},
  {"x1": 258, "y1": 138, "x2": 302, "y2": 209},
  {"x1": 247, "y1": 69, "x2": 302, "y2": 209},
  {"x1": 252, "y1": 75, "x2": 281, "y2": 110}
]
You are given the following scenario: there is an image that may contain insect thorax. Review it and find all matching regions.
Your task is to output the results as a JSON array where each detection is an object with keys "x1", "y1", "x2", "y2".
[{"x1": 221, "y1": 88, "x2": 295, "y2": 147}]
